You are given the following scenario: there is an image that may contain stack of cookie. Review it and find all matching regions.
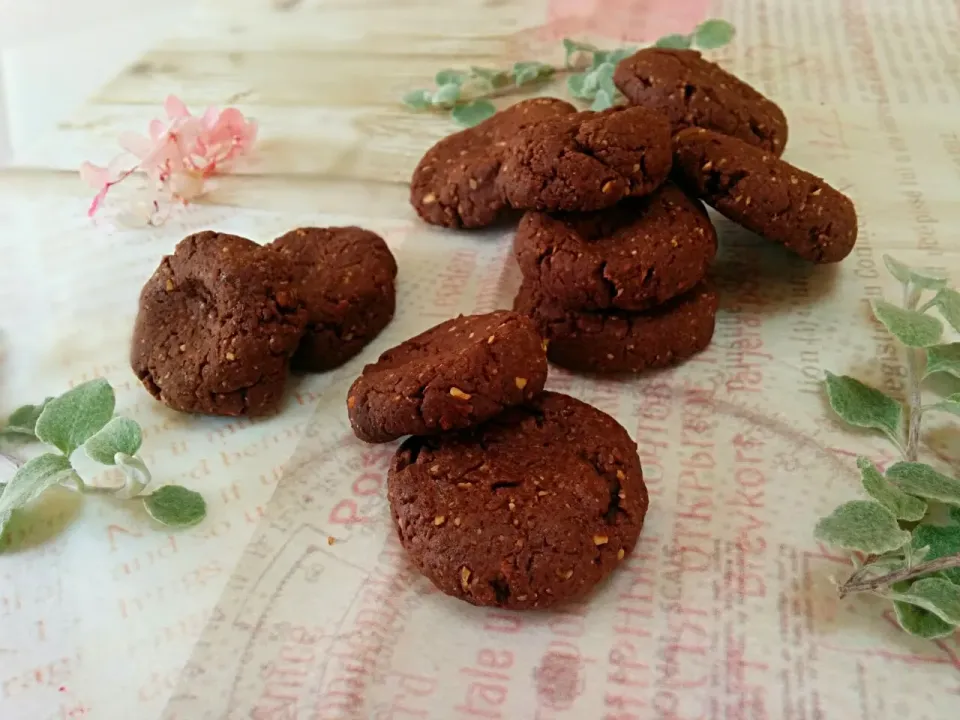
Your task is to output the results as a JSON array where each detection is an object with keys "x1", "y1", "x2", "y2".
[
  {"x1": 347, "y1": 310, "x2": 649, "y2": 610},
  {"x1": 131, "y1": 226, "x2": 398, "y2": 417}
]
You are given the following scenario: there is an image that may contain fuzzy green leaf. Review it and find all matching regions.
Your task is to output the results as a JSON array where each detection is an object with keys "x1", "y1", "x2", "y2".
[
  {"x1": 858, "y1": 457, "x2": 927, "y2": 521},
  {"x1": 891, "y1": 577, "x2": 960, "y2": 625},
  {"x1": 893, "y1": 601, "x2": 957, "y2": 638},
  {"x1": 591, "y1": 89, "x2": 614, "y2": 111},
  {"x1": 470, "y1": 66, "x2": 509, "y2": 88},
  {"x1": 143, "y1": 486, "x2": 207, "y2": 528},
  {"x1": 451, "y1": 100, "x2": 496, "y2": 128},
  {"x1": 567, "y1": 74, "x2": 588, "y2": 99},
  {"x1": 932, "y1": 289, "x2": 960, "y2": 333},
  {"x1": 83, "y1": 417, "x2": 142, "y2": 465},
  {"x1": 512, "y1": 61, "x2": 554, "y2": 86},
  {"x1": 871, "y1": 299, "x2": 943, "y2": 347},
  {"x1": 606, "y1": 47, "x2": 636, "y2": 65},
  {"x1": 882, "y1": 255, "x2": 949, "y2": 290},
  {"x1": 431, "y1": 83, "x2": 461, "y2": 107},
  {"x1": 563, "y1": 38, "x2": 599, "y2": 67},
  {"x1": 887, "y1": 462, "x2": 960, "y2": 506},
  {"x1": 814, "y1": 500, "x2": 911, "y2": 554},
  {"x1": 402, "y1": 89, "x2": 433, "y2": 110},
  {"x1": 34, "y1": 379, "x2": 115, "y2": 456},
  {"x1": 655, "y1": 33, "x2": 692, "y2": 49},
  {"x1": 693, "y1": 19, "x2": 736, "y2": 49},
  {"x1": 0, "y1": 483, "x2": 10, "y2": 544},
  {"x1": 116, "y1": 453, "x2": 152, "y2": 498},
  {"x1": 925, "y1": 343, "x2": 960, "y2": 379},
  {"x1": 435, "y1": 69, "x2": 465, "y2": 86},
  {"x1": 593, "y1": 62, "x2": 616, "y2": 93},
  {"x1": 3, "y1": 398, "x2": 53, "y2": 437},
  {"x1": 0, "y1": 454, "x2": 75, "y2": 517},
  {"x1": 912, "y1": 523, "x2": 960, "y2": 585},
  {"x1": 926, "y1": 393, "x2": 960, "y2": 417},
  {"x1": 823, "y1": 372, "x2": 902, "y2": 443}
]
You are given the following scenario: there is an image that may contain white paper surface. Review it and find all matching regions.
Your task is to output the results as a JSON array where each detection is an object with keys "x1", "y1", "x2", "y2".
[{"x1": 2, "y1": 0, "x2": 960, "y2": 718}]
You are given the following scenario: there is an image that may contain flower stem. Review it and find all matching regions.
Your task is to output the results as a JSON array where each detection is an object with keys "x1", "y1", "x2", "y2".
[{"x1": 838, "y1": 555, "x2": 960, "y2": 598}]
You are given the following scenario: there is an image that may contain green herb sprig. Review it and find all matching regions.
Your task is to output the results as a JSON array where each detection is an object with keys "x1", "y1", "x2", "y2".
[
  {"x1": 816, "y1": 255, "x2": 960, "y2": 639},
  {"x1": 0, "y1": 378, "x2": 206, "y2": 548},
  {"x1": 402, "y1": 19, "x2": 736, "y2": 127}
]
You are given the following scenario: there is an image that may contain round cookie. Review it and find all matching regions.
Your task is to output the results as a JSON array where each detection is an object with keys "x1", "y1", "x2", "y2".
[
  {"x1": 347, "y1": 311, "x2": 548, "y2": 443},
  {"x1": 498, "y1": 106, "x2": 672, "y2": 212},
  {"x1": 514, "y1": 281, "x2": 718, "y2": 374},
  {"x1": 672, "y1": 128, "x2": 858, "y2": 263},
  {"x1": 614, "y1": 48, "x2": 788, "y2": 156},
  {"x1": 270, "y1": 226, "x2": 397, "y2": 372},
  {"x1": 410, "y1": 98, "x2": 577, "y2": 228},
  {"x1": 388, "y1": 391, "x2": 648, "y2": 610},
  {"x1": 131, "y1": 231, "x2": 308, "y2": 417},
  {"x1": 514, "y1": 183, "x2": 717, "y2": 311}
]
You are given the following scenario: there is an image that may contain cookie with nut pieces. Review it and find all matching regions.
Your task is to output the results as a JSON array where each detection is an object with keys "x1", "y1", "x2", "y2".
[
  {"x1": 514, "y1": 182, "x2": 717, "y2": 311},
  {"x1": 347, "y1": 310, "x2": 548, "y2": 443},
  {"x1": 131, "y1": 231, "x2": 308, "y2": 417},
  {"x1": 410, "y1": 98, "x2": 577, "y2": 229},
  {"x1": 672, "y1": 128, "x2": 858, "y2": 263},
  {"x1": 614, "y1": 48, "x2": 788, "y2": 156},
  {"x1": 388, "y1": 391, "x2": 648, "y2": 610},
  {"x1": 270, "y1": 226, "x2": 397, "y2": 372},
  {"x1": 498, "y1": 106, "x2": 673, "y2": 213},
  {"x1": 515, "y1": 280, "x2": 718, "y2": 374}
]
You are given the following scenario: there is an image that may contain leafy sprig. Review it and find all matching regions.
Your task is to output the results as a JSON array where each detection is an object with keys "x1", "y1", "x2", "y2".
[
  {"x1": 0, "y1": 379, "x2": 206, "y2": 548},
  {"x1": 816, "y1": 256, "x2": 960, "y2": 639},
  {"x1": 402, "y1": 19, "x2": 736, "y2": 126}
]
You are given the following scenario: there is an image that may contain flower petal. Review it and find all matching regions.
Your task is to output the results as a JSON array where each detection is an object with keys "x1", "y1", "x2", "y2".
[
  {"x1": 164, "y1": 95, "x2": 190, "y2": 119},
  {"x1": 79, "y1": 161, "x2": 109, "y2": 188},
  {"x1": 118, "y1": 132, "x2": 154, "y2": 159},
  {"x1": 148, "y1": 119, "x2": 167, "y2": 140}
]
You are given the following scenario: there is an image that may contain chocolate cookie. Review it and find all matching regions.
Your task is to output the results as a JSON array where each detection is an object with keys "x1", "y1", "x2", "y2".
[
  {"x1": 411, "y1": 98, "x2": 577, "y2": 228},
  {"x1": 388, "y1": 391, "x2": 648, "y2": 610},
  {"x1": 514, "y1": 183, "x2": 716, "y2": 311},
  {"x1": 614, "y1": 48, "x2": 788, "y2": 156},
  {"x1": 270, "y1": 226, "x2": 397, "y2": 372},
  {"x1": 672, "y1": 128, "x2": 858, "y2": 263},
  {"x1": 498, "y1": 106, "x2": 672, "y2": 212},
  {"x1": 132, "y1": 231, "x2": 308, "y2": 416},
  {"x1": 515, "y1": 281, "x2": 717, "y2": 374},
  {"x1": 347, "y1": 311, "x2": 547, "y2": 443}
]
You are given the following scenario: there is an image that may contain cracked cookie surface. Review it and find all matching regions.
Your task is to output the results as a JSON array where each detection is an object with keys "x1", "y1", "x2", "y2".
[
  {"x1": 347, "y1": 311, "x2": 547, "y2": 443},
  {"x1": 498, "y1": 106, "x2": 672, "y2": 212},
  {"x1": 388, "y1": 391, "x2": 647, "y2": 610},
  {"x1": 270, "y1": 226, "x2": 397, "y2": 372},
  {"x1": 614, "y1": 48, "x2": 788, "y2": 155},
  {"x1": 672, "y1": 128, "x2": 858, "y2": 263},
  {"x1": 515, "y1": 280, "x2": 718, "y2": 374},
  {"x1": 514, "y1": 183, "x2": 716, "y2": 311},
  {"x1": 131, "y1": 231, "x2": 308, "y2": 417},
  {"x1": 410, "y1": 98, "x2": 577, "y2": 228}
]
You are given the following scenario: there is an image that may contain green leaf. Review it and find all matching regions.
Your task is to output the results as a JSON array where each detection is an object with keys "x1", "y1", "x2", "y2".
[
  {"x1": 926, "y1": 393, "x2": 960, "y2": 417},
  {"x1": 513, "y1": 61, "x2": 554, "y2": 86},
  {"x1": 563, "y1": 38, "x2": 599, "y2": 67},
  {"x1": 606, "y1": 47, "x2": 636, "y2": 65},
  {"x1": 932, "y1": 289, "x2": 960, "y2": 332},
  {"x1": 567, "y1": 74, "x2": 587, "y2": 99},
  {"x1": 2, "y1": 398, "x2": 53, "y2": 437},
  {"x1": 0, "y1": 454, "x2": 75, "y2": 517},
  {"x1": 83, "y1": 417, "x2": 142, "y2": 465},
  {"x1": 431, "y1": 83, "x2": 461, "y2": 107},
  {"x1": 693, "y1": 19, "x2": 736, "y2": 49},
  {"x1": 591, "y1": 89, "x2": 614, "y2": 111},
  {"x1": 890, "y1": 577, "x2": 960, "y2": 625},
  {"x1": 814, "y1": 500, "x2": 911, "y2": 554},
  {"x1": 589, "y1": 50, "x2": 610, "y2": 70},
  {"x1": 0, "y1": 483, "x2": 10, "y2": 544},
  {"x1": 143, "y1": 486, "x2": 207, "y2": 528},
  {"x1": 655, "y1": 33, "x2": 693, "y2": 49},
  {"x1": 116, "y1": 453, "x2": 151, "y2": 499},
  {"x1": 593, "y1": 62, "x2": 616, "y2": 92},
  {"x1": 887, "y1": 462, "x2": 960, "y2": 507},
  {"x1": 913, "y1": 521, "x2": 960, "y2": 585},
  {"x1": 435, "y1": 69, "x2": 465, "y2": 86},
  {"x1": 871, "y1": 299, "x2": 943, "y2": 347},
  {"x1": 925, "y1": 343, "x2": 960, "y2": 379},
  {"x1": 402, "y1": 89, "x2": 433, "y2": 110},
  {"x1": 893, "y1": 601, "x2": 957, "y2": 639},
  {"x1": 34, "y1": 379, "x2": 115, "y2": 456},
  {"x1": 882, "y1": 255, "x2": 949, "y2": 290},
  {"x1": 823, "y1": 372, "x2": 902, "y2": 443},
  {"x1": 858, "y1": 457, "x2": 927, "y2": 521},
  {"x1": 470, "y1": 66, "x2": 509, "y2": 88},
  {"x1": 451, "y1": 100, "x2": 497, "y2": 128}
]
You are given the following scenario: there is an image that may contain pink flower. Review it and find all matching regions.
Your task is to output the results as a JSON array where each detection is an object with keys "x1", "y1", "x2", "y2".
[{"x1": 80, "y1": 94, "x2": 257, "y2": 225}]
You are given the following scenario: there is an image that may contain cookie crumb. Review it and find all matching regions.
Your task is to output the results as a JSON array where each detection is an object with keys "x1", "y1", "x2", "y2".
[
  {"x1": 347, "y1": 396, "x2": 356, "y2": 409},
  {"x1": 488, "y1": 335, "x2": 495, "y2": 343},
  {"x1": 449, "y1": 387, "x2": 472, "y2": 400},
  {"x1": 460, "y1": 567, "x2": 472, "y2": 591},
  {"x1": 557, "y1": 569, "x2": 574, "y2": 580},
  {"x1": 617, "y1": 549, "x2": 625, "y2": 560},
  {"x1": 602, "y1": 180, "x2": 616, "y2": 194},
  {"x1": 225, "y1": 352, "x2": 236, "y2": 361},
  {"x1": 422, "y1": 193, "x2": 437, "y2": 205},
  {"x1": 616, "y1": 470, "x2": 625, "y2": 480},
  {"x1": 327, "y1": 536, "x2": 335, "y2": 545},
  {"x1": 453, "y1": 517, "x2": 461, "y2": 526},
  {"x1": 594, "y1": 535, "x2": 609, "y2": 546},
  {"x1": 434, "y1": 515, "x2": 446, "y2": 526},
  {"x1": 165, "y1": 279, "x2": 174, "y2": 292},
  {"x1": 515, "y1": 377, "x2": 528, "y2": 390}
]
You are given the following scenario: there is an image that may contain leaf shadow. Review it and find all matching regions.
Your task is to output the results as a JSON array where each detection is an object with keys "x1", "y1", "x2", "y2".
[{"x1": 1, "y1": 486, "x2": 83, "y2": 553}]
